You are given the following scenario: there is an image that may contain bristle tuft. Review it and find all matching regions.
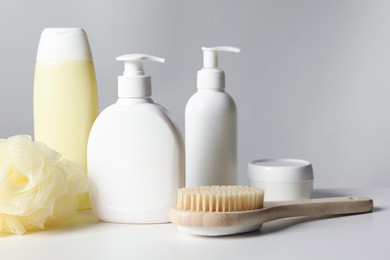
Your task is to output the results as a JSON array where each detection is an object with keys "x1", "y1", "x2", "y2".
[{"x1": 176, "y1": 186, "x2": 264, "y2": 212}]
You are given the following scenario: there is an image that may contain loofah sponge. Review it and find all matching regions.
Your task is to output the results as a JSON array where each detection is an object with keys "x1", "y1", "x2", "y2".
[{"x1": 0, "y1": 135, "x2": 88, "y2": 234}]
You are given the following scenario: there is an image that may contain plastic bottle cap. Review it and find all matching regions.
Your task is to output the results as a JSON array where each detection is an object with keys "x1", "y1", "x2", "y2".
[
  {"x1": 197, "y1": 46, "x2": 240, "y2": 90},
  {"x1": 116, "y1": 54, "x2": 165, "y2": 98},
  {"x1": 36, "y1": 28, "x2": 92, "y2": 61}
]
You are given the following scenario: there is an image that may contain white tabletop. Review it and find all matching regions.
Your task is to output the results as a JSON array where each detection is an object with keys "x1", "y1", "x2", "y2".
[{"x1": 1, "y1": 187, "x2": 388, "y2": 260}]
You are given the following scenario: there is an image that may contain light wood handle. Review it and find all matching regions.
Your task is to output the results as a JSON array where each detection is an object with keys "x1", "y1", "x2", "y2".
[
  {"x1": 260, "y1": 197, "x2": 373, "y2": 223},
  {"x1": 170, "y1": 197, "x2": 373, "y2": 229}
]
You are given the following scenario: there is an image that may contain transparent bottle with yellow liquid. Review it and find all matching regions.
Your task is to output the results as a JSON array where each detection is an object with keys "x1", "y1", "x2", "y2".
[{"x1": 34, "y1": 28, "x2": 98, "y2": 210}]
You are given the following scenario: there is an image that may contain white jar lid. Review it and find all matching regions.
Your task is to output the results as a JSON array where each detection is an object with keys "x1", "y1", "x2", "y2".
[{"x1": 248, "y1": 159, "x2": 313, "y2": 182}]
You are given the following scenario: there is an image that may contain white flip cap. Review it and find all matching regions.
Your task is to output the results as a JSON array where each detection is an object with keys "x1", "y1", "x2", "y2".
[
  {"x1": 36, "y1": 28, "x2": 93, "y2": 61},
  {"x1": 116, "y1": 54, "x2": 165, "y2": 98},
  {"x1": 197, "y1": 46, "x2": 241, "y2": 90}
]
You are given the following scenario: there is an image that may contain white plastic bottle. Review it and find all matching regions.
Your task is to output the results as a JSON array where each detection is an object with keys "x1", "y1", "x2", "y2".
[
  {"x1": 87, "y1": 54, "x2": 185, "y2": 223},
  {"x1": 34, "y1": 28, "x2": 98, "y2": 210},
  {"x1": 185, "y1": 46, "x2": 240, "y2": 187}
]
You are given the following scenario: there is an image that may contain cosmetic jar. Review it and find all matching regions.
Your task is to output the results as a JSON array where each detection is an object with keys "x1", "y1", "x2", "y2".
[{"x1": 248, "y1": 159, "x2": 313, "y2": 201}]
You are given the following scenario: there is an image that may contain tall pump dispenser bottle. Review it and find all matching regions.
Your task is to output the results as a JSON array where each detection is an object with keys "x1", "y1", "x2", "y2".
[
  {"x1": 34, "y1": 28, "x2": 98, "y2": 210},
  {"x1": 88, "y1": 54, "x2": 184, "y2": 223},
  {"x1": 185, "y1": 46, "x2": 240, "y2": 187}
]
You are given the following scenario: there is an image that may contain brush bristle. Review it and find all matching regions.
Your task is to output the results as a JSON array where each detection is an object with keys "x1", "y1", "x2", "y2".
[{"x1": 177, "y1": 186, "x2": 264, "y2": 212}]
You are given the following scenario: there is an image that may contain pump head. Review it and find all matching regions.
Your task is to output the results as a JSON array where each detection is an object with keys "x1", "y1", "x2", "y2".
[
  {"x1": 202, "y1": 46, "x2": 241, "y2": 68},
  {"x1": 198, "y1": 46, "x2": 241, "y2": 90},
  {"x1": 116, "y1": 54, "x2": 165, "y2": 98}
]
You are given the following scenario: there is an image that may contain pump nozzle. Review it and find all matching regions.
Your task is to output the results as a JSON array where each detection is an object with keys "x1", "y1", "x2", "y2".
[
  {"x1": 116, "y1": 53, "x2": 165, "y2": 98},
  {"x1": 117, "y1": 54, "x2": 165, "y2": 76},
  {"x1": 202, "y1": 46, "x2": 241, "y2": 68},
  {"x1": 197, "y1": 46, "x2": 241, "y2": 90}
]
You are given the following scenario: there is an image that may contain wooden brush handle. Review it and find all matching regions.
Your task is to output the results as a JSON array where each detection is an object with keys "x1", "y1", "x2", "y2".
[
  {"x1": 169, "y1": 197, "x2": 373, "y2": 229},
  {"x1": 260, "y1": 197, "x2": 373, "y2": 223}
]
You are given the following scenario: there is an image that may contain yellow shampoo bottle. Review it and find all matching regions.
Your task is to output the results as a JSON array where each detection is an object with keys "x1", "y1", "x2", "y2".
[{"x1": 34, "y1": 28, "x2": 98, "y2": 210}]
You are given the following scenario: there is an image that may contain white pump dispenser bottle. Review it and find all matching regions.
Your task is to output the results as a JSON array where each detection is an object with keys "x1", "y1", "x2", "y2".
[
  {"x1": 87, "y1": 54, "x2": 184, "y2": 223},
  {"x1": 185, "y1": 46, "x2": 240, "y2": 187}
]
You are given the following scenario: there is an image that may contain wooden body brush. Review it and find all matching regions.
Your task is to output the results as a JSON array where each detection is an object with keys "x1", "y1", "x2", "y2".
[{"x1": 169, "y1": 186, "x2": 373, "y2": 236}]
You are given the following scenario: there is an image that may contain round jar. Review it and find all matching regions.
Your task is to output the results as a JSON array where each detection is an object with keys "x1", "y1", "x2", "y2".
[{"x1": 247, "y1": 159, "x2": 313, "y2": 201}]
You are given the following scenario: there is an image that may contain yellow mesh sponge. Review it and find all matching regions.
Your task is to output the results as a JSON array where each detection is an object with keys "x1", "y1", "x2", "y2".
[{"x1": 0, "y1": 135, "x2": 88, "y2": 234}]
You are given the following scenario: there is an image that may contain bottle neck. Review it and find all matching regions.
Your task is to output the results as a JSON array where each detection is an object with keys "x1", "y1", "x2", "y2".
[
  {"x1": 117, "y1": 97, "x2": 153, "y2": 105},
  {"x1": 118, "y1": 75, "x2": 152, "y2": 97},
  {"x1": 197, "y1": 88, "x2": 225, "y2": 93},
  {"x1": 197, "y1": 68, "x2": 225, "y2": 90}
]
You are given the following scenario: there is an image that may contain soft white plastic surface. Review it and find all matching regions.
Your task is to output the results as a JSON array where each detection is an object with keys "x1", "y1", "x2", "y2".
[
  {"x1": 185, "y1": 46, "x2": 240, "y2": 187},
  {"x1": 88, "y1": 54, "x2": 184, "y2": 223},
  {"x1": 116, "y1": 54, "x2": 165, "y2": 97},
  {"x1": 36, "y1": 28, "x2": 92, "y2": 61}
]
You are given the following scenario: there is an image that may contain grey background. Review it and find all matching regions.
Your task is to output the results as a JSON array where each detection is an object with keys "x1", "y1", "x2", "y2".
[{"x1": 1, "y1": 0, "x2": 389, "y2": 188}]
